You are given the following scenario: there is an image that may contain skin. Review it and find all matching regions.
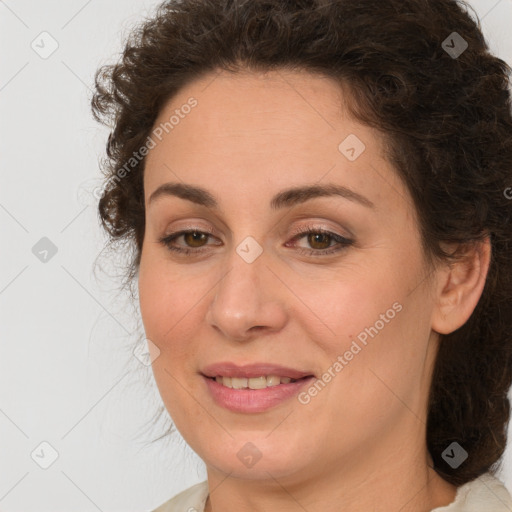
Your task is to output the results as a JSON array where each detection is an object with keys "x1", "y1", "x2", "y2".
[{"x1": 138, "y1": 69, "x2": 490, "y2": 512}]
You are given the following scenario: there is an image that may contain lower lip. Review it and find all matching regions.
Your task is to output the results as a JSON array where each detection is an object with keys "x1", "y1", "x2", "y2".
[{"x1": 202, "y1": 375, "x2": 315, "y2": 413}]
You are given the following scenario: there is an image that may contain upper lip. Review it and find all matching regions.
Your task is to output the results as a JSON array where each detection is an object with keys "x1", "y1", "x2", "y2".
[{"x1": 201, "y1": 362, "x2": 315, "y2": 379}]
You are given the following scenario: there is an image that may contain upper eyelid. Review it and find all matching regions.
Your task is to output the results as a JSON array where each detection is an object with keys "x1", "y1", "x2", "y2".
[
  {"x1": 288, "y1": 223, "x2": 350, "y2": 238},
  {"x1": 164, "y1": 218, "x2": 351, "y2": 236},
  {"x1": 165, "y1": 226, "x2": 351, "y2": 247},
  {"x1": 165, "y1": 225, "x2": 347, "y2": 239}
]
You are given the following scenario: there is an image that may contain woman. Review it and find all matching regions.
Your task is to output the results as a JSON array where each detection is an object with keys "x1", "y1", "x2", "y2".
[{"x1": 91, "y1": 0, "x2": 512, "y2": 510}]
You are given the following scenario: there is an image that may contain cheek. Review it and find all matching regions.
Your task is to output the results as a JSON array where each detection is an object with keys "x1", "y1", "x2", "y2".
[
  {"x1": 298, "y1": 248, "x2": 431, "y2": 392},
  {"x1": 138, "y1": 255, "x2": 194, "y2": 350},
  {"x1": 298, "y1": 260, "x2": 408, "y2": 350},
  {"x1": 309, "y1": 269, "x2": 433, "y2": 423},
  {"x1": 138, "y1": 260, "x2": 203, "y2": 415},
  {"x1": 138, "y1": 255, "x2": 214, "y2": 383}
]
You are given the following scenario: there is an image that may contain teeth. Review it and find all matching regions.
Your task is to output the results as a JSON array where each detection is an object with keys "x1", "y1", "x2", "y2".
[
  {"x1": 247, "y1": 376, "x2": 267, "y2": 389},
  {"x1": 214, "y1": 375, "x2": 297, "y2": 389},
  {"x1": 266, "y1": 375, "x2": 281, "y2": 387},
  {"x1": 231, "y1": 377, "x2": 247, "y2": 389}
]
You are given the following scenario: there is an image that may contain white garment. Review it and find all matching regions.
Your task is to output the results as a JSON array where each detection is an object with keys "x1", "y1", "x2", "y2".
[{"x1": 150, "y1": 472, "x2": 512, "y2": 511}]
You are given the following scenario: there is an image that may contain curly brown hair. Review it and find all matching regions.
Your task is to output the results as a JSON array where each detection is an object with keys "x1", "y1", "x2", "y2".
[{"x1": 91, "y1": 0, "x2": 512, "y2": 487}]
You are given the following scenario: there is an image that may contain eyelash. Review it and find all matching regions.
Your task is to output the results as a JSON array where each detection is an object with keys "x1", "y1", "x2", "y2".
[{"x1": 158, "y1": 225, "x2": 354, "y2": 257}]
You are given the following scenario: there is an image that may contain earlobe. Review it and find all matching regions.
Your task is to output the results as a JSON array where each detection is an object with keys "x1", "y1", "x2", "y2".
[{"x1": 431, "y1": 236, "x2": 491, "y2": 335}]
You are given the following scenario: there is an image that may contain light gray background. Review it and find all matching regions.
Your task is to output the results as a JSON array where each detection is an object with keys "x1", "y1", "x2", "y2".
[{"x1": 1, "y1": 1, "x2": 511, "y2": 511}]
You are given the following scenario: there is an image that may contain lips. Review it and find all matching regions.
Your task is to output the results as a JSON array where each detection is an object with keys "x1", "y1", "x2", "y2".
[{"x1": 202, "y1": 367, "x2": 316, "y2": 413}]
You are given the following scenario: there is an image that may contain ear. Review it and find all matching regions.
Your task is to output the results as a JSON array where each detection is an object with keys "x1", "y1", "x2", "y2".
[{"x1": 431, "y1": 236, "x2": 491, "y2": 335}]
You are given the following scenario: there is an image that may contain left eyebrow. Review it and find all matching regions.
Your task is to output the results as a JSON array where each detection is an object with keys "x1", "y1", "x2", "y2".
[
  {"x1": 270, "y1": 183, "x2": 375, "y2": 210},
  {"x1": 147, "y1": 182, "x2": 375, "y2": 210}
]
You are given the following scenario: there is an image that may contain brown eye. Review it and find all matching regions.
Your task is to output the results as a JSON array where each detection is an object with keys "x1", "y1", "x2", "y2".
[
  {"x1": 307, "y1": 232, "x2": 332, "y2": 250},
  {"x1": 287, "y1": 227, "x2": 354, "y2": 257},
  {"x1": 183, "y1": 231, "x2": 209, "y2": 247},
  {"x1": 158, "y1": 228, "x2": 220, "y2": 255}
]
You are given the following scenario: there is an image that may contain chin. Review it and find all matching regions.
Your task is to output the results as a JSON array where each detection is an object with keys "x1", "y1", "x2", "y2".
[{"x1": 199, "y1": 437, "x2": 309, "y2": 480}]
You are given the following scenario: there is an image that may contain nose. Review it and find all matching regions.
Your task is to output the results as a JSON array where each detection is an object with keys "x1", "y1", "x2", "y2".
[{"x1": 204, "y1": 246, "x2": 288, "y2": 342}]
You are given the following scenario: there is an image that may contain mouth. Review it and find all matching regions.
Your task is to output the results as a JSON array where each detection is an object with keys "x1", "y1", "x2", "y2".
[
  {"x1": 204, "y1": 374, "x2": 314, "y2": 389},
  {"x1": 201, "y1": 362, "x2": 315, "y2": 381},
  {"x1": 199, "y1": 362, "x2": 316, "y2": 412}
]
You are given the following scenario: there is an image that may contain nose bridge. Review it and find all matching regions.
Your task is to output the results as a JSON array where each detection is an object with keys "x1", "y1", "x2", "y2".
[
  {"x1": 224, "y1": 245, "x2": 262, "y2": 299},
  {"x1": 206, "y1": 239, "x2": 287, "y2": 340},
  {"x1": 212, "y1": 241, "x2": 265, "y2": 320}
]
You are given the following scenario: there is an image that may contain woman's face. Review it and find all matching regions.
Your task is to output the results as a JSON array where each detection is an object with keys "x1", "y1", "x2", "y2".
[{"x1": 138, "y1": 69, "x2": 443, "y2": 483}]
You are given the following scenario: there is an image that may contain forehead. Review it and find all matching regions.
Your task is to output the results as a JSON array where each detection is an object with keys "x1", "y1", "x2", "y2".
[
  {"x1": 143, "y1": 68, "x2": 406, "y2": 216},
  {"x1": 150, "y1": 68, "x2": 356, "y2": 144}
]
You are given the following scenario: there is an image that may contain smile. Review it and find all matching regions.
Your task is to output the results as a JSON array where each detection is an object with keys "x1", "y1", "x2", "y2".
[
  {"x1": 210, "y1": 375, "x2": 300, "y2": 389},
  {"x1": 203, "y1": 374, "x2": 315, "y2": 413}
]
